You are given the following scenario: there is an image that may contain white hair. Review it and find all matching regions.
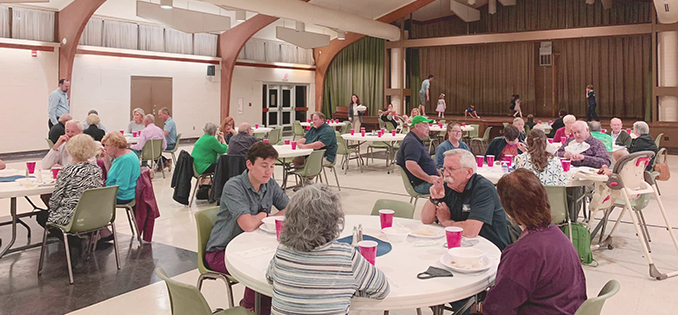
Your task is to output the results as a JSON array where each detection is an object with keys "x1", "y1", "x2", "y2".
[
  {"x1": 563, "y1": 115, "x2": 576, "y2": 124},
  {"x1": 512, "y1": 117, "x2": 523, "y2": 124},
  {"x1": 65, "y1": 119, "x2": 84, "y2": 131},
  {"x1": 633, "y1": 121, "x2": 650, "y2": 135},
  {"x1": 444, "y1": 149, "x2": 477, "y2": 173},
  {"x1": 144, "y1": 114, "x2": 155, "y2": 123}
]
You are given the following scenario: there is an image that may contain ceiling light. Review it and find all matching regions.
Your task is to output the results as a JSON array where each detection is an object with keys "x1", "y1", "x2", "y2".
[
  {"x1": 337, "y1": 31, "x2": 345, "y2": 40},
  {"x1": 160, "y1": 0, "x2": 173, "y2": 10}
]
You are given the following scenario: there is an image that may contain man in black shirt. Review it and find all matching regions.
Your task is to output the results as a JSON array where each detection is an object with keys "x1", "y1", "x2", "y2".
[
  {"x1": 228, "y1": 122, "x2": 260, "y2": 156},
  {"x1": 48, "y1": 114, "x2": 72, "y2": 144}
]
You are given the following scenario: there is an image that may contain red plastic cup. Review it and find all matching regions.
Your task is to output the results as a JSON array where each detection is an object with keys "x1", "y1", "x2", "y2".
[
  {"x1": 487, "y1": 155, "x2": 495, "y2": 166},
  {"x1": 381, "y1": 128, "x2": 385, "y2": 133},
  {"x1": 307, "y1": 119, "x2": 311, "y2": 123},
  {"x1": 626, "y1": 128, "x2": 632, "y2": 134},
  {"x1": 429, "y1": 123, "x2": 433, "y2": 127},
  {"x1": 505, "y1": 155, "x2": 514, "y2": 167},
  {"x1": 326, "y1": 120, "x2": 330, "y2": 124},
  {"x1": 561, "y1": 159, "x2": 571, "y2": 172},
  {"x1": 358, "y1": 240, "x2": 378, "y2": 265},
  {"x1": 462, "y1": 123, "x2": 466, "y2": 127},
  {"x1": 601, "y1": 129, "x2": 607, "y2": 134},
  {"x1": 291, "y1": 142, "x2": 297, "y2": 150},
  {"x1": 391, "y1": 130, "x2": 397, "y2": 136},
  {"x1": 26, "y1": 161, "x2": 36, "y2": 174},
  {"x1": 306, "y1": 126, "x2": 311, "y2": 130},
  {"x1": 275, "y1": 217, "x2": 285, "y2": 242},
  {"x1": 51, "y1": 167, "x2": 61, "y2": 179},
  {"x1": 476, "y1": 156, "x2": 484, "y2": 168},
  {"x1": 361, "y1": 130, "x2": 366, "y2": 137},
  {"x1": 445, "y1": 227, "x2": 463, "y2": 249},
  {"x1": 284, "y1": 139, "x2": 290, "y2": 145},
  {"x1": 560, "y1": 136, "x2": 567, "y2": 143},
  {"x1": 378, "y1": 131, "x2": 382, "y2": 137},
  {"x1": 538, "y1": 120, "x2": 542, "y2": 124},
  {"x1": 438, "y1": 123, "x2": 443, "y2": 128},
  {"x1": 133, "y1": 131, "x2": 138, "y2": 137},
  {"x1": 119, "y1": 130, "x2": 124, "y2": 134},
  {"x1": 548, "y1": 138, "x2": 553, "y2": 144},
  {"x1": 263, "y1": 139, "x2": 269, "y2": 143},
  {"x1": 350, "y1": 129, "x2": 355, "y2": 135},
  {"x1": 255, "y1": 124, "x2": 259, "y2": 129},
  {"x1": 379, "y1": 209, "x2": 395, "y2": 229}
]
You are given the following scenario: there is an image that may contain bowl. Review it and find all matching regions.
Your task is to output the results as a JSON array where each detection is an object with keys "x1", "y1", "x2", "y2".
[
  {"x1": 15, "y1": 178, "x2": 39, "y2": 188},
  {"x1": 381, "y1": 227, "x2": 411, "y2": 243},
  {"x1": 447, "y1": 247, "x2": 485, "y2": 267},
  {"x1": 262, "y1": 216, "x2": 283, "y2": 230}
]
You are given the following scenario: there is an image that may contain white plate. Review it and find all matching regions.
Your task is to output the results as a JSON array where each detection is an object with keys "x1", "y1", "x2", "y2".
[
  {"x1": 439, "y1": 254, "x2": 491, "y2": 273},
  {"x1": 259, "y1": 224, "x2": 276, "y2": 234},
  {"x1": 408, "y1": 225, "x2": 445, "y2": 239}
]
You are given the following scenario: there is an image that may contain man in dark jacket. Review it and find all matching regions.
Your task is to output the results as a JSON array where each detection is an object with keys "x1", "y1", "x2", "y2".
[
  {"x1": 48, "y1": 114, "x2": 72, "y2": 144},
  {"x1": 171, "y1": 150, "x2": 194, "y2": 205},
  {"x1": 485, "y1": 125, "x2": 526, "y2": 164},
  {"x1": 606, "y1": 117, "x2": 632, "y2": 148}
]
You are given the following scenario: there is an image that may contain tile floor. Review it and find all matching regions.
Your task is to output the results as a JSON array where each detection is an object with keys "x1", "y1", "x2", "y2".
[{"x1": 2, "y1": 142, "x2": 678, "y2": 315}]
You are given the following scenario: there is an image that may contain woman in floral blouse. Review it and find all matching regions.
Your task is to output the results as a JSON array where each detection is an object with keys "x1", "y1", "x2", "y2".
[{"x1": 514, "y1": 129, "x2": 569, "y2": 186}]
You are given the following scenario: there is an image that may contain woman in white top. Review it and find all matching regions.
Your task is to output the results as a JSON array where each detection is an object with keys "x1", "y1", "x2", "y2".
[
  {"x1": 127, "y1": 108, "x2": 145, "y2": 133},
  {"x1": 347, "y1": 94, "x2": 366, "y2": 131},
  {"x1": 514, "y1": 129, "x2": 568, "y2": 186}
]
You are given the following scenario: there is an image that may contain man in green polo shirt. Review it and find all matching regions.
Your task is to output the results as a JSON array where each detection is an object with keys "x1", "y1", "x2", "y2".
[
  {"x1": 589, "y1": 121, "x2": 613, "y2": 151},
  {"x1": 294, "y1": 112, "x2": 338, "y2": 166}
]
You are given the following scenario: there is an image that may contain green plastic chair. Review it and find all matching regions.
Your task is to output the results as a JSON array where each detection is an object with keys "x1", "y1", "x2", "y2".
[
  {"x1": 471, "y1": 126, "x2": 491, "y2": 145},
  {"x1": 395, "y1": 165, "x2": 430, "y2": 207},
  {"x1": 367, "y1": 140, "x2": 390, "y2": 166},
  {"x1": 654, "y1": 133, "x2": 664, "y2": 147},
  {"x1": 38, "y1": 186, "x2": 121, "y2": 284},
  {"x1": 370, "y1": 199, "x2": 415, "y2": 219},
  {"x1": 46, "y1": 138, "x2": 54, "y2": 149},
  {"x1": 190, "y1": 164, "x2": 214, "y2": 207},
  {"x1": 195, "y1": 207, "x2": 239, "y2": 308},
  {"x1": 340, "y1": 122, "x2": 351, "y2": 134},
  {"x1": 155, "y1": 267, "x2": 254, "y2": 315},
  {"x1": 292, "y1": 121, "x2": 306, "y2": 141},
  {"x1": 267, "y1": 126, "x2": 283, "y2": 145},
  {"x1": 116, "y1": 199, "x2": 142, "y2": 248},
  {"x1": 573, "y1": 279, "x2": 620, "y2": 315},
  {"x1": 336, "y1": 132, "x2": 362, "y2": 174},
  {"x1": 545, "y1": 186, "x2": 572, "y2": 242},
  {"x1": 164, "y1": 133, "x2": 182, "y2": 166},
  {"x1": 289, "y1": 149, "x2": 326, "y2": 188},
  {"x1": 140, "y1": 138, "x2": 165, "y2": 179}
]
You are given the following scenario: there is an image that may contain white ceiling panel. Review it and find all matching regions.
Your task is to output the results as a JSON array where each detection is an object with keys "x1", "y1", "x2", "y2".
[{"x1": 309, "y1": 0, "x2": 415, "y2": 19}]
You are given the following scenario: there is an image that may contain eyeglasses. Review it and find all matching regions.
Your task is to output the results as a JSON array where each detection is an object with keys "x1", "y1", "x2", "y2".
[{"x1": 439, "y1": 167, "x2": 466, "y2": 175}]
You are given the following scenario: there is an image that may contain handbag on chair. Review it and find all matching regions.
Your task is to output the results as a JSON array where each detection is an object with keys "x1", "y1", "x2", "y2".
[{"x1": 654, "y1": 150, "x2": 670, "y2": 181}]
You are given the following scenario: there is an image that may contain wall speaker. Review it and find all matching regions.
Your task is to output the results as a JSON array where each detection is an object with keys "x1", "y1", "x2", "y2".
[{"x1": 207, "y1": 65, "x2": 216, "y2": 76}]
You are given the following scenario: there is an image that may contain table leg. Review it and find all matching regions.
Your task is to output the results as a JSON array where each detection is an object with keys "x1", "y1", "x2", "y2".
[
  {"x1": 254, "y1": 292, "x2": 262, "y2": 315},
  {"x1": 0, "y1": 198, "x2": 18, "y2": 259}
]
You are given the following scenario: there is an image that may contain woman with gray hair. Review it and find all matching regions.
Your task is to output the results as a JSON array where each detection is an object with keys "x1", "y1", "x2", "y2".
[
  {"x1": 191, "y1": 122, "x2": 228, "y2": 174},
  {"x1": 266, "y1": 184, "x2": 390, "y2": 314},
  {"x1": 84, "y1": 114, "x2": 105, "y2": 141}
]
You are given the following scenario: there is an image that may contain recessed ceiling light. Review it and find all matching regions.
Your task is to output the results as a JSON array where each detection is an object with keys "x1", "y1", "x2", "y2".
[{"x1": 160, "y1": 0, "x2": 173, "y2": 10}]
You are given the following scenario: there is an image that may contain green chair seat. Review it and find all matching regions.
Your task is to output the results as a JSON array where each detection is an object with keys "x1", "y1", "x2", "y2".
[
  {"x1": 573, "y1": 279, "x2": 620, "y2": 315},
  {"x1": 395, "y1": 165, "x2": 429, "y2": 207},
  {"x1": 140, "y1": 138, "x2": 165, "y2": 178}
]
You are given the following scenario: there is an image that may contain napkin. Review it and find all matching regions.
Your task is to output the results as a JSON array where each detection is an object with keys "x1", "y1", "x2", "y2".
[{"x1": 564, "y1": 141, "x2": 590, "y2": 154}]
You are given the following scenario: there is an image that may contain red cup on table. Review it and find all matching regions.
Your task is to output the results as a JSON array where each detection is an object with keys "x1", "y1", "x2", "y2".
[
  {"x1": 445, "y1": 226, "x2": 463, "y2": 249},
  {"x1": 326, "y1": 120, "x2": 330, "y2": 124},
  {"x1": 284, "y1": 139, "x2": 290, "y2": 145},
  {"x1": 538, "y1": 120, "x2": 542, "y2": 124},
  {"x1": 378, "y1": 131, "x2": 382, "y2": 137},
  {"x1": 381, "y1": 128, "x2": 385, "y2": 134},
  {"x1": 358, "y1": 240, "x2": 378, "y2": 265},
  {"x1": 307, "y1": 119, "x2": 311, "y2": 123},
  {"x1": 561, "y1": 159, "x2": 571, "y2": 172},
  {"x1": 505, "y1": 155, "x2": 513, "y2": 167},
  {"x1": 391, "y1": 130, "x2": 397, "y2": 136},
  {"x1": 627, "y1": 128, "x2": 632, "y2": 134},
  {"x1": 291, "y1": 142, "x2": 297, "y2": 150},
  {"x1": 438, "y1": 123, "x2": 443, "y2": 128},
  {"x1": 133, "y1": 132, "x2": 138, "y2": 137},
  {"x1": 350, "y1": 129, "x2": 355, "y2": 135},
  {"x1": 306, "y1": 126, "x2": 311, "y2": 130},
  {"x1": 560, "y1": 136, "x2": 567, "y2": 143},
  {"x1": 361, "y1": 130, "x2": 366, "y2": 137},
  {"x1": 26, "y1": 161, "x2": 36, "y2": 174},
  {"x1": 275, "y1": 217, "x2": 285, "y2": 242},
  {"x1": 476, "y1": 156, "x2": 484, "y2": 168},
  {"x1": 119, "y1": 130, "x2": 124, "y2": 134},
  {"x1": 255, "y1": 124, "x2": 259, "y2": 129},
  {"x1": 486, "y1": 155, "x2": 495, "y2": 166},
  {"x1": 379, "y1": 209, "x2": 395, "y2": 229},
  {"x1": 51, "y1": 167, "x2": 61, "y2": 179},
  {"x1": 429, "y1": 123, "x2": 433, "y2": 127},
  {"x1": 462, "y1": 123, "x2": 466, "y2": 127},
  {"x1": 263, "y1": 139, "x2": 269, "y2": 143},
  {"x1": 548, "y1": 138, "x2": 553, "y2": 144}
]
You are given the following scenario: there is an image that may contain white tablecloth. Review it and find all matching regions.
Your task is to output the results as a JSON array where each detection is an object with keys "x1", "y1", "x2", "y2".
[
  {"x1": 0, "y1": 169, "x2": 55, "y2": 199},
  {"x1": 341, "y1": 133, "x2": 406, "y2": 142},
  {"x1": 301, "y1": 122, "x2": 347, "y2": 128},
  {"x1": 236, "y1": 127, "x2": 272, "y2": 134},
  {"x1": 476, "y1": 165, "x2": 593, "y2": 187},
  {"x1": 272, "y1": 145, "x2": 313, "y2": 159},
  {"x1": 224, "y1": 215, "x2": 500, "y2": 311}
]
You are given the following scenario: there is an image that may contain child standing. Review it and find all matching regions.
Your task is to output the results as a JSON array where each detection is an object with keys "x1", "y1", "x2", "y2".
[
  {"x1": 512, "y1": 94, "x2": 523, "y2": 118},
  {"x1": 436, "y1": 93, "x2": 446, "y2": 119}
]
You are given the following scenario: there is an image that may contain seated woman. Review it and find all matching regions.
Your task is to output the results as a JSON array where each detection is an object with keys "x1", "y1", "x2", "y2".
[
  {"x1": 127, "y1": 108, "x2": 145, "y2": 134},
  {"x1": 406, "y1": 108, "x2": 420, "y2": 126},
  {"x1": 484, "y1": 169, "x2": 587, "y2": 315},
  {"x1": 485, "y1": 125, "x2": 526, "y2": 163},
  {"x1": 220, "y1": 117, "x2": 237, "y2": 145},
  {"x1": 379, "y1": 103, "x2": 398, "y2": 130},
  {"x1": 192, "y1": 122, "x2": 228, "y2": 174},
  {"x1": 83, "y1": 114, "x2": 105, "y2": 142},
  {"x1": 37, "y1": 134, "x2": 104, "y2": 256},
  {"x1": 513, "y1": 129, "x2": 568, "y2": 186},
  {"x1": 102, "y1": 132, "x2": 141, "y2": 205},
  {"x1": 553, "y1": 114, "x2": 576, "y2": 142},
  {"x1": 435, "y1": 122, "x2": 470, "y2": 169},
  {"x1": 266, "y1": 184, "x2": 390, "y2": 314}
]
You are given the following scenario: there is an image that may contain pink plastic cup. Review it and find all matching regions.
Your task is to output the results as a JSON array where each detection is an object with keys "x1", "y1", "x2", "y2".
[
  {"x1": 445, "y1": 226, "x2": 463, "y2": 249},
  {"x1": 307, "y1": 119, "x2": 311, "y2": 123},
  {"x1": 462, "y1": 123, "x2": 466, "y2": 127},
  {"x1": 51, "y1": 167, "x2": 61, "y2": 179},
  {"x1": 438, "y1": 123, "x2": 443, "y2": 128},
  {"x1": 284, "y1": 139, "x2": 290, "y2": 145},
  {"x1": 275, "y1": 218, "x2": 285, "y2": 242},
  {"x1": 350, "y1": 129, "x2": 355, "y2": 135},
  {"x1": 263, "y1": 139, "x2": 269, "y2": 143},
  {"x1": 133, "y1": 132, "x2": 138, "y2": 137},
  {"x1": 119, "y1": 130, "x2": 124, "y2": 134},
  {"x1": 561, "y1": 159, "x2": 571, "y2": 172},
  {"x1": 326, "y1": 120, "x2": 330, "y2": 124},
  {"x1": 381, "y1": 128, "x2": 385, "y2": 133},
  {"x1": 361, "y1": 130, "x2": 366, "y2": 137},
  {"x1": 392, "y1": 130, "x2": 397, "y2": 136},
  {"x1": 505, "y1": 155, "x2": 514, "y2": 167},
  {"x1": 379, "y1": 209, "x2": 395, "y2": 229},
  {"x1": 358, "y1": 240, "x2": 378, "y2": 265},
  {"x1": 538, "y1": 120, "x2": 542, "y2": 124},
  {"x1": 548, "y1": 138, "x2": 553, "y2": 144},
  {"x1": 561, "y1": 137, "x2": 567, "y2": 143},
  {"x1": 306, "y1": 126, "x2": 311, "y2": 130},
  {"x1": 601, "y1": 129, "x2": 607, "y2": 134},
  {"x1": 378, "y1": 131, "x2": 382, "y2": 138},
  {"x1": 26, "y1": 161, "x2": 36, "y2": 174},
  {"x1": 487, "y1": 155, "x2": 495, "y2": 166},
  {"x1": 476, "y1": 156, "x2": 484, "y2": 168},
  {"x1": 291, "y1": 142, "x2": 297, "y2": 150},
  {"x1": 255, "y1": 124, "x2": 259, "y2": 129},
  {"x1": 627, "y1": 128, "x2": 632, "y2": 134}
]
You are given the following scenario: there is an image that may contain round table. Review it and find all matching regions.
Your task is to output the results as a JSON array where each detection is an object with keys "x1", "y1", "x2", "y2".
[
  {"x1": 224, "y1": 215, "x2": 500, "y2": 312},
  {"x1": 124, "y1": 134, "x2": 139, "y2": 144},
  {"x1": 301, "y1": 121, "x2": 347, "y2": 128},
  {"x1": 476, "y1": 164, "x2": 593, "y2": 187},
  {"x1": 236, "y1": 127, "x2": 272, "y2": 134},
  {"x1": 427, "y1": 125, "x2": 474, "y2": 133},
  {"x1": 272, "y1": 145, "x2": 313, "y2": 189},
  {"x1": 341, "y1": 133, "x2": 406, "y2": 173},
  {"x1": 534, "y1": 122, "x2": 553, "y2": 132}
]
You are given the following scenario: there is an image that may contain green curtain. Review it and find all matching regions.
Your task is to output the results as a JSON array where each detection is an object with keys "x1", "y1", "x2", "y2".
[
  {"x1": 322, "y1": 37, "x2": 384, "y2": 118},
  {"x1": 406, "y1": 48, "x2": 421, "y2": 116}
]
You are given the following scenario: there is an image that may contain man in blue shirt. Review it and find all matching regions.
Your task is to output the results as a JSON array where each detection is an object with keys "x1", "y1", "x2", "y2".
[
  {"x1": 48, "y1": 79, "x2": 70, "y2": 129},
  {"x1": 396, "y1": 115, "x2": 439, "y2": 194},
  {"x1": 159, "y1": 107, "x2": 177, "y2": 170}
]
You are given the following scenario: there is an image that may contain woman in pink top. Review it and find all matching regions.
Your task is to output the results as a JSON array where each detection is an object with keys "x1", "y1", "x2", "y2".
[{"x1": 552, "y1": 114, "x2": 576, "y2": 142}]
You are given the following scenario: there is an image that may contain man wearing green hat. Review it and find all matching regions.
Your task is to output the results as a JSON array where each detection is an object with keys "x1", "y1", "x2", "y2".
[{"x1": 396, "y1": 115, "x2": 439, "y2": 194}]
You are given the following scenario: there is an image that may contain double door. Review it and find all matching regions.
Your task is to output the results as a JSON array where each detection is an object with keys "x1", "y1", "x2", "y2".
[{"x1": 263, "y1": 84, "x2": 307, "y2": 128}]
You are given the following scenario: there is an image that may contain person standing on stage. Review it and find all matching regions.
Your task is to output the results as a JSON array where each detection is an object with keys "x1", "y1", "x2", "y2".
[
  {"x1": 418, "y1": 74, "x2": 434, "y2": 117},
  {"x1": 586, "y1": 84, "x2": 599, "y2": 121}
]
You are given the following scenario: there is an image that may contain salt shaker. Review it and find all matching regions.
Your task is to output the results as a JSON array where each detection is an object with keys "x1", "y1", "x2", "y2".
[
  {"x1": 357, "y1": 224, "x2": 363, "y2": 242},
  {"x1": 351, "y1": 226, "x2": 358, "y2": 247}
]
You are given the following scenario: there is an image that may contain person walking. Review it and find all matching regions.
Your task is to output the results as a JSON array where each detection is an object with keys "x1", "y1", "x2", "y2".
[
  {"x1": 418, "y1": 74, "x2": 434, "y2": 117},
  {"x1": 586, "y1": 84, "x2": 599, "y2": 121}
]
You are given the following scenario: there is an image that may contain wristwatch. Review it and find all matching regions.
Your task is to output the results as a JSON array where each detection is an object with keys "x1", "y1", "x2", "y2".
[
  {"x1": 257, "y1": 208, "x2": 269, "y2": 216},
  {"x1": 429, "y1": 197, "x2": 442, "y2": 206}
]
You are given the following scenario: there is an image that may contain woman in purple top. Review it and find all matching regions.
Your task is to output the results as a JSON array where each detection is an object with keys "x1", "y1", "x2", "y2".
[{"x1": 484, "y1": 169, "x2": 587, "y2": 315}]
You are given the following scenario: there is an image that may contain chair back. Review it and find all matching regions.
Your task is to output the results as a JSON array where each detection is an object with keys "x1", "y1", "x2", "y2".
[
  {"x1": 468, "y1": 124, "x2": 480, "y2": 138},
  {"x1": 46, "y1": 138, "x2": 54, "y2": 149},
  {"x1": 298, "y1": 149, "x2": 326, "y2": 177},
  {"x1": 370, "y1": 199, "x2": 415, "y2": 219},
  {"x1": 545, "y1": 186, "x2": 569, "y2": 224},
  {"x1": 611, "y1": 151, "x2": 655, "y2": 190},
  {"x1": 165, "y1": 133, "x2": 182, "y2": 153},
  {"x1": 141, "y1": 139, "x2": 164, "y2": 161},
  {"x1": 65, "y1": 186, "x2": 119, "y2": 233},
  {"x1": 336, "y1": 132, "x2": 351, "y2": 155},
  {"x1": 156, "y1": 267, "x2": 213, "y2": 315},
  {"x1": 340, "y1": 122, "x2": 351, "y2": 134},
  {"x1": 268, "y1": 127, "x2": 282, "y2": 145},
  {"x1": 481, "y1": 126, "x2": 492, "y2": 141},
  {"x1": 573, "y1": 279, "x2": 620, "y2": 315},
  {"x1": 396, "y1": 165, "x2": 421, "y2": 198},
  {"x1": 194, "y1": 207, "x2": 220, "y2": 274},
  {"x1": 654, "y1": 133, "x2": 664, "y2": 147},
  {"x1": 293, "y1": 121, "x2": 306, "y2": 136}
]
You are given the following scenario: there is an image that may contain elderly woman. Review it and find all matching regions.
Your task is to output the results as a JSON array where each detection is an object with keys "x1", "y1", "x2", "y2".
[
  {"x1": 483, "y1": 169, "x2": 587, "y2": 315},
  {"x1": 266, "y1": 184, "x2": 390, "y2": 314},
  {"x1": 127, "y1": 108, "x2": 145, "y2": 134},
  {"x1": 84, "y1": 114, "x2": 105, "y2": 142},
  {"x1": 485, "y1": 125, "x2": 527, "y2": 163},
  {"x1": 192, "y1": 122, "x2": 228, "y2": 174},
  {"x1": 102, "y1": 132, "x2": 141, "y2": 204},
  {"x1": 553, "y1": 114, "x2": 576, "y2": 142},
  {"x1": 36, "y1": 134, "x2": 104, "y2": 255},
  {"x1": 435, "y1": 122, "x2": 470, "y2": 169},
  {"x1": 220, "y1": 117, "x2": 237, "y2": 145},
  {"x1": 513, "y1": 129, "x2": 568, "y2": 186}
]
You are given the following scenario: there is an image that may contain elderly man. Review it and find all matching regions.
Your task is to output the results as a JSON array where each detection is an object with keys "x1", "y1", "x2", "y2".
[
  {"x1": 589, "y1": 121, "x2": 613, "y2": 151},
  {"x1": 396, "y1": 115, "x2": 439, "y2": 194},
  {"x1": 606, "y1": 117, "x2": 632, "y2": 148},
  {"x1": 130, "y1": 114, "x2": 167, "y2": 152},
  {"x1": 42, "y1": 120, "x2": 96, "y2": 169},
  {"x1": 423, "y1": 149, "x2": 510, "y2": 251},
  {"x1": 556, "y1": 121, "x2": 610, "y2": 168},
  {"x1": 295, "y1": 112, "x2": 337, "y2": 166},
  {"x1": 48, "y1": 79, "x2": 70, "y2": 129},
  {"x1": 48, "y1": 113, "x2": 72, "y2": 144},
  {"x1": 513, "y1": 117, "x2": 526, "y2": 142},
  {"x1": 228, "y1": 122, "x2": 260, "y2": 156}
]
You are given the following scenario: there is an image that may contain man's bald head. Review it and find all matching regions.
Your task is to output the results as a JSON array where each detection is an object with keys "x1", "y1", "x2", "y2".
[
  {"x1": 572, "y1": 121, "x2": 590, "y2": 143},
  {"x1": 238, "y1": 122, "x2": 252, "y2": 134}
]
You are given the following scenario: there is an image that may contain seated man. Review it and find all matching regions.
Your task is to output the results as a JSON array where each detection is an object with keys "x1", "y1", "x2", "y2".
[
  {"x1": 130, "y1": 114, "x2": 167, "y2": 154},
  {"x1": 228, "y1": 122, "x2": 260, "y2": 156},
  {"x1": 589, "y1": 121, "x2": 613, "y2": 151},
  {"x1": 485, "y1": 125, "x2": 526, "y2": 163},
  {"x1": 204, "y1": 142, "x2": 288, "y2": 314},
  {"x1": 81, "y1": 109, "x2": 107, "y2": 133},
  {"x1": 396, "y1": 115, "x2": 438, "y2": 194},
  {"x1": 158, "y1": 107, "x2": 177, "y2": 170},
  {"x1": 424, "y1": 149, "x2": 510, "y2": 250},
  {"x1": 513, "y1": 117, "x2": 526, "y2": 142},
  {"x1": 48, "y1": 114, "x2": 72, "y2": 144},
  {"x1": 556, "y1": 121, "x2": 610, "y2": 168},
  {"x1": 295, "y1": 112, "x2": 337, "y2": 167},
  {"x1": 606, "y1": 117, "x2": 632, "y2": 148},
  {"x1": 42, "y1": 120, "x2": 96, "y2": 169}
]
